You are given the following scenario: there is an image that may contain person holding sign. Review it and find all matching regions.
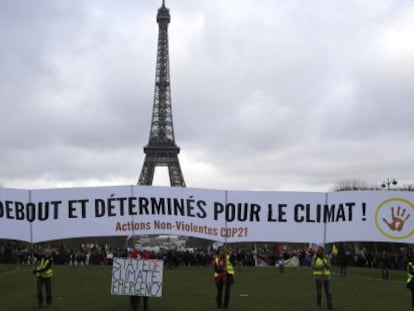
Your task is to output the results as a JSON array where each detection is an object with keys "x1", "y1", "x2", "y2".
[
  {"x1": 311, "y1": 246, "x2": 333, "y2": 310},
  {"x1": 213, "y1": 246, "x2": 235, "y2": 309},
  {"x1": 32, "y1": 248, "x2": 54, "y2": 308},
  {"x1": 127, "y1": 236, "x2": 151, "y2": 311}
]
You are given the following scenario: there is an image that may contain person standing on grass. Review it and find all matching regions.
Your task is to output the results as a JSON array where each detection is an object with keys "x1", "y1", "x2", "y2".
[
  {"x1": 276, "y1": 252, "x2": 285, "y2": 274},
  {"x1": 213, "y1": 246, "x2": 235, "y2": 309},
  {"x1": 407, "y1": 254, "x2": 414, "y2": 311},
  {"x1": 33, "y1": 248, "x2": 54, "y2": 308},
  {"x1": 311, "y1": 246, "x2": 333, "y2": 310},
  {"x1": 380, "y1": 251, "x2": 390, "y2": 280},
  {"x1": 337, "y1": 244, "x2": 348, "y2": 277}
]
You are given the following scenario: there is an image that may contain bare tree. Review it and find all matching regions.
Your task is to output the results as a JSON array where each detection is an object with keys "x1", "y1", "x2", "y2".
[
  {"x1": 333, "y1": 179, "x2": 370, "y2": 191},
  {"x1": 333, "y1": 179, "x2": 414, "y2": 191}
]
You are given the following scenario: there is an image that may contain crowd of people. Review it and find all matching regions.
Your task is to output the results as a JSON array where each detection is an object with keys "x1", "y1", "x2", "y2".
[
  {"x1": 0, "y1": 241, "x2": 413, "y2": 310},
  {"x1": 0, "y1": 241, "x2": 412, "y2": 273}
]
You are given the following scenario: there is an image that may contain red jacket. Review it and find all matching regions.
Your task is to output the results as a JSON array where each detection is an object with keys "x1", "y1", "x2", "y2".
[
  {"x1": 213, "y1": 254, "x2": 227, "y2": 283},
  {"x1": 131, "y1": 250, "x2": 151, "y2": 260}
]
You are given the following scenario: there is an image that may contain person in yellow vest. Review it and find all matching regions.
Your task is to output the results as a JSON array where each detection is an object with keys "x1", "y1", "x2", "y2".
[
  {"x1": 406, "y1": 254, "x2": 414, "y2": 311},
  {"x1": 33, "y1": 248, "x2": 54, "y2": 308},
  {"x1": 311, "y1": 246, "x2": 333, "y2": 310},
  {"x1": 213, "y1": 246, "x2": 235, "y2": 309}
]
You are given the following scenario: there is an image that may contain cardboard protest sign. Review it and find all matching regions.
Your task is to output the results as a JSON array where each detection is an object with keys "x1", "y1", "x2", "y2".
[{"x1": 111, "y1": 257, "x2": 163, "y2": 297}]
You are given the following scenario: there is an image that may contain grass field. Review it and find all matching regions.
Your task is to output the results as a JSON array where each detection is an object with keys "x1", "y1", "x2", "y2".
[{"x1": 0, "y1": 264, "x2": 411, "y2": 311}]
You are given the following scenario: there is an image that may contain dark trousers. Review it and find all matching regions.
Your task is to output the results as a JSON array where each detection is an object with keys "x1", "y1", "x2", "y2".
[
  {"x1": 36, "y1": 277, "x2": 52, "y2": 307},
  {"x1": 216, "y1": 274, "x2": 234, "y2": 309},
  {"x1": 315, "y1": 279, "x2": 332, "y2": 308},
  {"x1": 410, "y1": 287, "x2": 414, "y2": 309},
  {"x1": 340, "y1": 265, "x2": 347, "y2": 277},
  {"x1": 381, "y1": 267, "x2": 389, "y2": 279},
  {"x1": 130, "y1": 295, "x2": 148, "y2": 311}
]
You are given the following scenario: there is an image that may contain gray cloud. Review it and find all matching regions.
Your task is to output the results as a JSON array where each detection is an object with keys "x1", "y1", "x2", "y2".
[{"x1": 1, "y1": 0, "x2": 413, "y2": 191}]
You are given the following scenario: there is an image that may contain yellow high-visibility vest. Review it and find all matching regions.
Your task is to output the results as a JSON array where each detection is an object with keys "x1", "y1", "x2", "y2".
[
  {"x1": 407, "y1": 261, "x2": 413, "y2": 284},
  {"x1": 313, "y1": 256, "x2": 331, "y2": 276},
  {"x1": 213, "y1": 255, "x2": 235, "y2": 278},
  {"x1": 36, "y1": 258, "x2": 53, "y2": 278}
]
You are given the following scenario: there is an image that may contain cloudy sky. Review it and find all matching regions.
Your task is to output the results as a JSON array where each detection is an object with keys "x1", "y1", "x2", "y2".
[{"x1": 1, "y1": 0, "x2": 413, "y2": 192}]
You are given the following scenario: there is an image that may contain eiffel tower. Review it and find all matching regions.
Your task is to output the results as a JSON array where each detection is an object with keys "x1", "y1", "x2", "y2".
[{"x1": 138, "y1": 1, "x2": 186, "y2": 187}]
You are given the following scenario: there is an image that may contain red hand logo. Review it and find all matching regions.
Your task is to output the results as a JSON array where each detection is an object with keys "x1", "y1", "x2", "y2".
[{"x1": 382, "y1": 206, "x2": 410, "y2": 232}]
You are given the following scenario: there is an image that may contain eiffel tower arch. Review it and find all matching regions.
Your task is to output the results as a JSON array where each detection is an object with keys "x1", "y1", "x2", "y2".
[{"x1": 138, "y1": 1, "x2": 185, "y2": 187}]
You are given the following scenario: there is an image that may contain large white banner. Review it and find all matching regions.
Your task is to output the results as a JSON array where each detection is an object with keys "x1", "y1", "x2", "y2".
[{"x1": 0, "y1": 185, "x2": 413, "y2": 244}]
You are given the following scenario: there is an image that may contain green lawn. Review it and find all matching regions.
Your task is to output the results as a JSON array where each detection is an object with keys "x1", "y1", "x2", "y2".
[{"x1": 0, "y1": 264, "x2": 410, "y2": 311}]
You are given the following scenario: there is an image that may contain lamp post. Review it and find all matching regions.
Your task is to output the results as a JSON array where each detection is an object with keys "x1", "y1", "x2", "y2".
[{"x1": 381, "y1": 178, "x2": 398, "y2": 190}]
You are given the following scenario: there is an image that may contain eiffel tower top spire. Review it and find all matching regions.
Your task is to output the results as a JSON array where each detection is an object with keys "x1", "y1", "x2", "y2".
[
  {"x1": 138, "y1": 2, "x2": 185, "y2": 187},
  {"x1": 157, "y1": 0, "x2": 170, "y2": 24}
]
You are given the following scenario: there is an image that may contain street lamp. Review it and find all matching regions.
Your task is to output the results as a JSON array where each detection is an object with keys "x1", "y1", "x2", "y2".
[{"x1": 381, "y1": 178, "x2": 398, "y2": 190}]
